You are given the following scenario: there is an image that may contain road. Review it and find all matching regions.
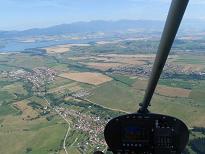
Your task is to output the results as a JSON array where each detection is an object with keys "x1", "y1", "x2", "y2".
[
  {"x1": 53, "y1": 89, "x2": 128, "y2": 114},
  {"x1": 43, "y1": 97, "x2": 71, "y2": 154},
  {"x1": 63, "y1": 127, "x2": 70, "y2": 154},
  {"x1": 84, "y1": 98, "x2": 128, "y2": 113}
]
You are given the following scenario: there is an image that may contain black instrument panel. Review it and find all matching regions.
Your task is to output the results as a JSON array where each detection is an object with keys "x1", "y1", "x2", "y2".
[{"x1": 104, "y1": 113, "x2": 189, "y2": 154}]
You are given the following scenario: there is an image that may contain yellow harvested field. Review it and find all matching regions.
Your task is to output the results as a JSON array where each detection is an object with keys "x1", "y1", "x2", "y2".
[
  {"x1": 156, "y1": 85, "x2": 191, "y2": 98},
  {"x1": 43, "y1": 46, "x2": 70, "y2": 53},
  {"x1": 94, "y1": 54, "x2": 156, "y2": 65},
  {"x1": 13, "y1": 100, "x2": 39, "y2": 120},
  {"x1": 81, "y1": 62, "x2": 123, "y2": 71},
  {"x1": 96, "y1": 54, "x2": 178, "y2": 65},
  {"x1": 96, "y1": 40, "x2": 120, "y2": 45},
  {"x1": 68, "y1": 54, "x2": 174, "y2": 66},
  {"x1": 59, "y1": 72, "x2": 112, "y2": 85},
  {"x1": 181, "y1": 64, "x2": 205, "y2": 72},
  {"x1": 98, "y1": 54, "x2": 156, "y2": 58},
  {"x1": 42, "y1": 43, "x2": 90, "y2": 53}
]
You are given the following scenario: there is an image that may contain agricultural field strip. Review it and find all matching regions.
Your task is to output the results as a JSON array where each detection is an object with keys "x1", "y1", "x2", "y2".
[
  {"x1": 48, "y1": 82, "x2": 81, "y2": 93},
  {"x1": 132, "y1": 79, "x2": 192, "y2": 98},
  {"x1": 59, "y1": 72, "x2": 112, "y2": 85},
  {"x1": 70, "y1": 138, "x2": 78, "y2": 147},
  {"x1": 13, "y1": 100, "x2": 39, "y2": 119},
  {"x1": 72, "y1": 54, "x2": 157, "y2": 66},
  {"x1": 79, "y1": 62, "x2": 123, "y2": 71},
  {"x1": 71, "y1": 92, "x2": 128, "y2": 113},
  {"x1": 42, "y1": 44, "x2": 90, "y2": 54}
]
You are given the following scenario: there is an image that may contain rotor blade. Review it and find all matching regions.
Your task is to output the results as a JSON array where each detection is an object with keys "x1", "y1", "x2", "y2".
[{"x1": 139, "y1": 0, "x2": 189, "y2": 113}]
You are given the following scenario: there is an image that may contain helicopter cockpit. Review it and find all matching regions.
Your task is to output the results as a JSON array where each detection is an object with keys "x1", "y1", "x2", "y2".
[{"x1": 104, "y1": 113, "x2": 189, "y2": 154}]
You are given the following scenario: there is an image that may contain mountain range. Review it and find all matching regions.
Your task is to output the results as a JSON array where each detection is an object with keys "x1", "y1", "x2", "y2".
[{"x1": 0, "y1": 19, "x2": 205, "y2": 38}]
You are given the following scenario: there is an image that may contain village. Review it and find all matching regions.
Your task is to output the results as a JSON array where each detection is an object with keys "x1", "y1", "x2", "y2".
[
  {"x1": 108, "y1": 63, "x2": 205, "y2": 79},
  {"x1": 1, "y1": 67, "x2": 56, "y2": 93},
  {"x1": 54, "y1": 106, "x2": 107, "y2": 146}
]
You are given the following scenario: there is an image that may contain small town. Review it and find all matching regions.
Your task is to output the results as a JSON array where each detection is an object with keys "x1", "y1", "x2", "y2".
[
  {"x1": 1, "y1": 67, "x2": 56, "y2": 92},
  {"x1": 55, "y1": 106, "x2": 107, "y2": 146},
  {"x1": 108, "y1": 63, "x2": 205, "y2": 79}
]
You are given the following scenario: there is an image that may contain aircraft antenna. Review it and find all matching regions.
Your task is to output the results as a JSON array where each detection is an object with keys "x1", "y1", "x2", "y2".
[{"x1": 139, "y1": 0, "x2": 189, "y2": 113}]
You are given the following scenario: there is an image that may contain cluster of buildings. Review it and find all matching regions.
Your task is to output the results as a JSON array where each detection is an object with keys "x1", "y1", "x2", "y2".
[
  {"x1": 108, "y1": 64, "x2": 151, "y2": 77},
  {"x1": 67, "y1": 89, "x2": 90, "y2": 98},
  {"x1": 3, "y1": 67, "x2": 56, "y2": 92},
  {"x1": 108, "y1": 63, "x2": 205, "y2": 79},
  {"x1": 56, "y1": 107, "x2": 107, "y2": 146}
]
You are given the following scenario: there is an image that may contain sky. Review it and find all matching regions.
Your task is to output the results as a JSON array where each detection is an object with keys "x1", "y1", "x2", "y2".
[{"x1": 0, "y1": 0, "x2": 205, "y2": 30}]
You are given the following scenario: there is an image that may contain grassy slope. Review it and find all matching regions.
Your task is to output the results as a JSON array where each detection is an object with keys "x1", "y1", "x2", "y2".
[
  {"x1": 174, "y1": 54, "x2": 205, "y2": 65},
  {"x1": 88, "y1": 80, "x2": 143, "y2": 112},
  {"x1": 189, "y1": 80, "x2": 205, "y2": 106},
  {"x1": 159, "y1": 79, "x2": 197, "y2": 89},
  {"x1": 150, "y1": 95, "x2": 205, "y2": 127},
  {"x1": 2, "y1": 82, "x2": 28, "y2": 95},
  {"x1": 0, "y1": 116, "x2": 66, "y2": 154},
  {"x1": 47, "y1": 77, "x2": 74, "y2": 89},
  {"x1": 89, "y1": 77, "x2": 205, "y2": 127},
  {"x1": 0, "y1": 53, "x2": 59, "y2": 70}
]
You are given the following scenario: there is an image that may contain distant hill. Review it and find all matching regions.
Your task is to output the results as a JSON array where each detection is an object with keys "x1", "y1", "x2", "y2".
[{"x1": 0, "y1": 19, "x2": 205, "y2": 38}]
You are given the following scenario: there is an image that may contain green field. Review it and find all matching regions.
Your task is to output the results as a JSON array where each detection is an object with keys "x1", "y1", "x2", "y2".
[
  {"x1": 189, "y1": 80, "x2": 205, "y2": 106},
  {"x1": 88, "y1": 80, "x2": 143, "y2": 112},
  {"x1": 88, "y1": 78, "x2": 205, "y2": 127},
  {"x1": 159, "y1": 79, "x2": 197, "y2": 89},
  {"x1": 174, "y1": 54, "x2": 205, "y2": 65},
  {"x1": 0, "y1": 115, "x2": 67, "y2": 154},
  {"x1": 0, "y1": 102, "x2": 19, "y2": 116},
  {"x1": 0, "y1": 54, "x2": 59, "y2": 70},
  {"x1": 2, "y1": 82, "x2": 28, "y2": 95},
  {"x1": 110, "y1": 74, "x2": 137, "y2": 86},
  {"x1": 150, "y1": 95, "x2": 205, "y2": 127}
]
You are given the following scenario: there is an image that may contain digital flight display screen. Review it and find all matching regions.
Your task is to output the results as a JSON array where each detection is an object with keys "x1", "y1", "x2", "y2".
[
  {"x1": 104, "y1": 113, "x2": 189, "y2": 153},
  {"x1": 122, "y1": 125, "x2": 150, "y2": 143}
]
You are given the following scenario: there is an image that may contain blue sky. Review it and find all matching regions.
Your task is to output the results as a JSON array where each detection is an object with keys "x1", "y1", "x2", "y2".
[{"x1": 0, "y1": 0, "x2": 205, "y2": 30}]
